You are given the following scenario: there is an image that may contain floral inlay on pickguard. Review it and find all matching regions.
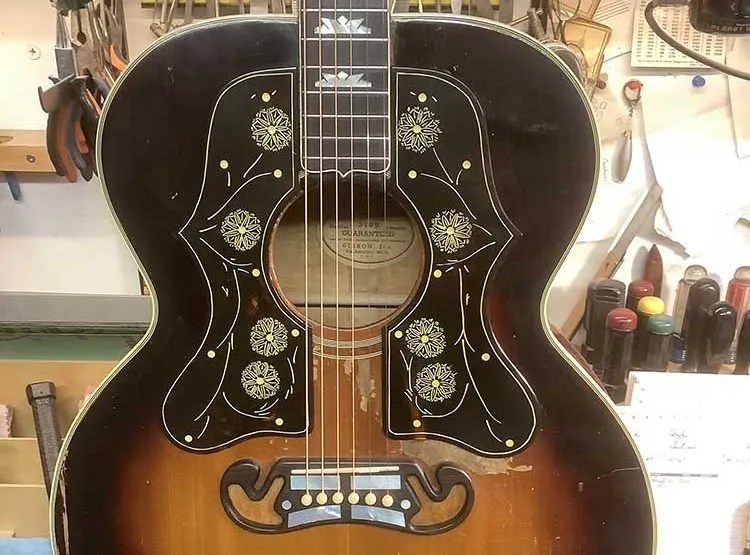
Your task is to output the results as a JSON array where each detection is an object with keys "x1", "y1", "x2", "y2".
[
  {"x1": 429, "y1": 210, "x2": 473, "y2": 254},
  {"x1": 251, "y1": 106, "x2": 293, "y2": 151},
  {"x1": 241, "y1": 361, "x2": 281, "y2": 400},
  {"x1": 386, "y1": 70, "x2": 537, "y2": 457},
  {"x1": 221, "y1": 209, "x2": 262, "y2": 251},
  {"x1": 250, "y1": 317, "x2": 288, "y2": 357},
  {"x1": 396, "y1": 105, "x2": 442, "y2": 153},
  {"x1": 415, "y1": 363, "x2": 457, "y2": 403},
  {"x1": 162, "y1": 70, "x2": 308, "y2": 452},
  {"x1": 404, "y1": 318, "x2": 446, "y2": 358}
]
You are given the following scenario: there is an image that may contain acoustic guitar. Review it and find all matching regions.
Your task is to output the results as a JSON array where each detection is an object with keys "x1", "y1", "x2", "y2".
[{"x1": 49, "y1": 6, "x2": 655, "y2": 554}]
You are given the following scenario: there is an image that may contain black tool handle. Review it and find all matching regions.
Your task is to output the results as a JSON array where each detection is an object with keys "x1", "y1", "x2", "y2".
[
  {"x1": 26, "y1": 382, "x2": 63, "y2": 495},
  {"x1": 736, "y1": 311, "x2": 750, "y2": 374}
]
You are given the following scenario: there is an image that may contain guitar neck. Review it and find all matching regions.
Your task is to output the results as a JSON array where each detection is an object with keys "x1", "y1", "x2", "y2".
[{"x1": 300, "y1": 0, "x2": 392, "y2": 175}]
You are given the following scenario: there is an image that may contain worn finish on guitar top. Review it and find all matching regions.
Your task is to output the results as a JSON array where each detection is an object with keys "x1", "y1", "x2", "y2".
[{"x1": 50, "y1": 15, "x2": 655, "y2": 555}]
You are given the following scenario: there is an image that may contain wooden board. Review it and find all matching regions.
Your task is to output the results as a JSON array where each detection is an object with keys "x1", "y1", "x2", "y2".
[
  {"x1": 0, "y1": 485, "x2": 48, "y2": 538},
  {"x1": 0, "y1": 130, "x2": 55, "y2": 173},
  {"x1": 0, "y1": 439, "x2": 43, "y2": 485},
  {"x1": 0, "y1": 360, "x2": 115, "y2": 439}
]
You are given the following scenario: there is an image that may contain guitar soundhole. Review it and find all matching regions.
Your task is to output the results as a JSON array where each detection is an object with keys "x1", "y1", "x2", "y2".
[{"x1": 271, "y1": 179, "x2": 425, "y2": 330}]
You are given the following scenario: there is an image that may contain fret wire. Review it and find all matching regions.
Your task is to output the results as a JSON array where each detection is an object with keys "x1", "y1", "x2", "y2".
[
  {"x1": 306, "y1": 65, "x2": 388, "y2": 69},
  {"x1": 307, "y1": 136, "x2": 389, "y2": 139},
  {"x1": 306, "y1": 114, "x2": 389, "y2": 118},
  {"x1": 305, "y1": 90, "x2": 388, "y2": 95},
  {"x1": 304, "y1": 37, "x2": 389, "y2": 41},
  {"x1": 303, "y1": 7, "x2": 387, "y2": 10},
  {"x1": 315, "y1": 156, "x2": 388, "y2": 159}
]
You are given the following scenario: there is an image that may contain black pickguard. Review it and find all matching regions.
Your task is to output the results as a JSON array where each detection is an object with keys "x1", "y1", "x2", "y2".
[
  {"x1": 385, "y1": 70, "x2": 536, "y2": 456},
  {"x1": 162, "y1": 71, "x2": 310, "y2": 450}
]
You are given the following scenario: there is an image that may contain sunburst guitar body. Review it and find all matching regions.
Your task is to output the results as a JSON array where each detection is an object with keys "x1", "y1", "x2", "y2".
[{"x1": 49, "y1": 7, "x2": 655, "y2": 555}]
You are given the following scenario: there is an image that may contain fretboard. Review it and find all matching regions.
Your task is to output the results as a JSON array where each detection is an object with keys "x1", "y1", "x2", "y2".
[{"x1": 300, "y1": 0, "x2": 391, "y2": 175}]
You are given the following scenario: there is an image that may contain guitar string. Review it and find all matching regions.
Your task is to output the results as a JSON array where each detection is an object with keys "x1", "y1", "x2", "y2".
[
  {"x1": 349, "y1": 0, "x2": 357, "y2": 491},
  {"x1": 365, "y1": 0, "x2": 373, "y2": 497},
  {"x1": 334, "y1": 0, "x2": 342, "y2": 495},
  {"x1": 302, "y1": 0, "x2": 311, "y2": 498},
  {"x1": 318, "y1": 0, "x2": 326, "y2": 497}
]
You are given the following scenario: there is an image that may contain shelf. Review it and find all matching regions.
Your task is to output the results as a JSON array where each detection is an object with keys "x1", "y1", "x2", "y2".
[{"x1": 0, "y1": 130, "x2": 55, "y2": 174}]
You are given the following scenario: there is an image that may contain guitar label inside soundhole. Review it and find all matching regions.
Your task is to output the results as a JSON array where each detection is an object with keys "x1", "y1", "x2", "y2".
[{"x1": 271, "y1": 183, "x2": 424, "y2": 329}]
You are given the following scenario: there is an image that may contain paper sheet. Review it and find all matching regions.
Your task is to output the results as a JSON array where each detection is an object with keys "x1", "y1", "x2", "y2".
[
  {"x1": 618, "y1": 372, "x2": 750, "y2": 555},
  {"x1": 640, "y1": 74, "x2": 750, "y2": 255}
]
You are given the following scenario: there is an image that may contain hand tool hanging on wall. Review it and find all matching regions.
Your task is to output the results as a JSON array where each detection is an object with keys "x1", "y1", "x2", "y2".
[{"x1": 37, "y1": 1, "x2": 129, "y2": 183}]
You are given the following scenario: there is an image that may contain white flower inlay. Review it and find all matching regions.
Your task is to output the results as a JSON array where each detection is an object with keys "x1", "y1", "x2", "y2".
[
  {"x1": 221, "y1": 209, "x2": 262, "y2": 252},
  {"x1": 396, "y1": 106, "x2": 441, "y2": 153},
  {"x1": 250, "y1": 317, "x2": 288, "y2": 357},
  {"x1": 415, "y1": 363, "x2": 456, "y2": 403},
  {"x1": 404, "y1": 318, "x2": 446, "y2": 359},
  {"x1": 251, "y1": 106, "x2": 292, "y2": 151},
  {"x1": 241, "y1": 361, "x2": 281, "y2": 400},
  {"x1": 429, "y1": 210, "x2": 472, "y2": 254}
]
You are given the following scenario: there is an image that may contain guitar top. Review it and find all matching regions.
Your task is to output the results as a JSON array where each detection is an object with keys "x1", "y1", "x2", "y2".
[{"x1": 50, "y1": 6, "x2": 655, "y2": 554}]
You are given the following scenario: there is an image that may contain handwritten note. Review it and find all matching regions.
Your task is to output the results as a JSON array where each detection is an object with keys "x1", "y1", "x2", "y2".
[{"x1": 617, "y1": 372, "x2": 750, "y2": 554}]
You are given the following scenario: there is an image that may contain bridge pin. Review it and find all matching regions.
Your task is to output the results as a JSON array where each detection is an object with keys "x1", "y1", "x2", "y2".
[
  {"x1": 316, "y1": 492, "x2": 328, "y2": 505},
  {"x1": 364, "y1": 492, "x2": 377, "y2": 506},
  {"x1": 382, "y1": 494, "x2": 394, "y2": 507},
  {"x1": 301, "y1": 493, "x2": 313, "y2": 507},
  {"x1": 348, "y1": 492, "x2": 360, "y2": 504},
  {"x1": 332, "y1": 491, "x2": 344, "y2": 504}
]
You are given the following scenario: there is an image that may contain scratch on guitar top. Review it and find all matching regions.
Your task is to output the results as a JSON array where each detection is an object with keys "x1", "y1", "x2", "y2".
[
  {"x1": 473, "y1": 223, "x2": 492, "y2": 236},
  {"x1": 507, "y1": 464, "x2": 533, "y2": 473},
  {"x1": 194, "y1": 344, "x2": 231, "y2": 422},
  {"x1": 437, "y1": 242, "x2": 497, "y2": 268},
  {"x1": 356, "y1": 358, "x2": 373, "y2": 412},
  {"x1": 207, "y1": 171, "x2": 272, "y2": 221},
  {"x1": 454, "y1": 167, "x2": 463, "y2": 185},
  {"x1": 197, "y1": 415, "x2": 210, "y2": 439},
  {"x1": 433, "y1": 149, "x2": 452, "y2": 184},
  {"x1": 596, "y1": 467, "x2": 641, "y2": 481},
  {"x1": 216, "y1": 270, "x2": 241, "y2": 349},
  {"x1": 243, "y1": 153, "x2": 263, "y2": 178},
  {"x1": 198, "y1": 237, "x2": 253, "y2": 268},
  {"x1": 421, "y1": 172, "x2": 476, "y2": 218},
  {"x1": 418, "y1": 383, "x2": 469, "y2": 419}
]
